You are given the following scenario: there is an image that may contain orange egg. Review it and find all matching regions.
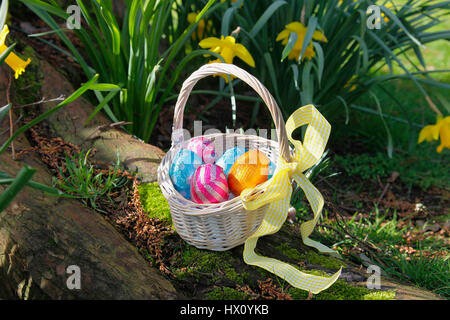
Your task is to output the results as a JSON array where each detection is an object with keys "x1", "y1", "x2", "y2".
[{"x1": 228, "y1": 150, "x2": 270, "y2": 196}]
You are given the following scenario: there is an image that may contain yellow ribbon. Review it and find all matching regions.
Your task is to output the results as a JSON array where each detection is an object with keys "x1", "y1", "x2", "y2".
[{"x1": 240, "y1": 105, "x2": 342, "y2": 294}]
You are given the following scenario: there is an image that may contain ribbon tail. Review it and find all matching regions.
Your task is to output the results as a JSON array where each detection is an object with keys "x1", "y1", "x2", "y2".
[
  {"x1": 293, "y1": 171, "x2": 341, "y2": 258},
  {"x1": 243, "y1": 198, "x2": 342, "y2": 294}
]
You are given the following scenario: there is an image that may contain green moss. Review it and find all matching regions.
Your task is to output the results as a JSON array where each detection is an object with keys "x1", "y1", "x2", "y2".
[
  {"x1": 276, "y1": 243, "x2": 345, "y2": 269},
  {"x1": 287, "y1": 279, "x2": 396, "y2": 300},
  {"x1": 302, "y1": 251, "x2": 346, "y2": 269},
  {"x1": 12, "y1": 46, "x2": 42, "y2": 106},
  {"x1": 276, "y1": 243, "x2": 303, "y2": 261},
  {"x1": 363, "y1": 290, "x2": 396, "y2": 300},
  {"x1": 138, "y1": 182, "x2": 172, "y2": 225},
  {"x1": 205, "y1": 287, "x2": 250, "y2": 300},
  {"x1": 174, "y1": 245, "x2": 247, "y2": 285}
]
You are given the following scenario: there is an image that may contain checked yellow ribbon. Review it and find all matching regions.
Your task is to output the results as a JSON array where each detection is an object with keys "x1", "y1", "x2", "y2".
[{"x1": 240, "y1": 105, "x2": 342, "y2": 294}]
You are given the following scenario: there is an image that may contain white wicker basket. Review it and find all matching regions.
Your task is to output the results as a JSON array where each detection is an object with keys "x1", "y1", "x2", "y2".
[{"x1": 158, "y1": 63, "x2": 292, "y2": 251}]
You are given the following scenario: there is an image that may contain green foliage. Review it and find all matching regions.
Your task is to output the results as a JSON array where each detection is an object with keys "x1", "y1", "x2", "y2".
[
  {"x1": 316, "y1": 210, "x2": 449, "y2": 298},
  {"x1": 175, "y1": 245, "x2": 248, "y2": 284},
  {"x1": 276, "y1": 243, "x2": 346, "y2": 269},
  {"x1": 139, "y1": 182, "x2": 172, "y2": 225},
  {"x1": 187, "y1": 0, "x2": 449, "y2": 154},
  {"x1": 334, "y1": 153, "x2": 396, "y2": 180},
  {"x1": 21, "y1": 0, "x2": 219, "y2": 142},
  {"x1": 381, "y1": 248, "x2": 450, "y2": 298},
  {"x1": 333, "y1": 151, "x2": 450, "y2": 190},
  {"x1": 53, "y1": 149, "x2": 128, "y2": 211},
  {"x1": 0, "y1": 166, "x2": 36, "y2": 212},
  {"x1": 205, "y1": 286, "x2": 250, "y2": 300}
]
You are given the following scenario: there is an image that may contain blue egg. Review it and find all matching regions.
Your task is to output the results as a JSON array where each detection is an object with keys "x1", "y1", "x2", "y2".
[
  {"x1": 268, "y1": 161, "x2": 276, "y2": 179},
  {"x1": 169, "y1": 149, "x2": 203, "y2": 199},
  {"x1": 215, "y1": 147, "x2": 248, "y2": 176}
]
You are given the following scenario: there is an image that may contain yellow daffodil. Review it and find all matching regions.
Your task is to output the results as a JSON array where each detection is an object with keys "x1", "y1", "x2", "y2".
[
  {"x1": 187, "y1": 12, "x2": 213, "y2": 41},
  {"x1": 276, "y1": 21, "x2": 327, "y2": 62},
  {"x1": 0, "y1": 25, "x2": 31, "y2": 79},
  {"x1": 199, "y1": 35, "x2": 255, "y2": 82},
  {"x1": 418, "y1": 116, "x2": 450, "y2": 153}
]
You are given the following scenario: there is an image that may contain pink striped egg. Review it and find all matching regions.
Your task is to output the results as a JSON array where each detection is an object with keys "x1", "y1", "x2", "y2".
[
  {"x1": 186, "y1": 137, "x2": 216, "y2": 164},
  {"x1": 190, "y1": 164, "x2": 229, "y2": 204}
]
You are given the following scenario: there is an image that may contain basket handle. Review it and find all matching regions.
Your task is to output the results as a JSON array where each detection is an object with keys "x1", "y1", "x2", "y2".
[{"x1": 172, "y1": 63, "x2": 291, "y2": 162}]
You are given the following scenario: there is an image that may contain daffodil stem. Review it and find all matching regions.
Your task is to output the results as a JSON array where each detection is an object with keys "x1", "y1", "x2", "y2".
[
  {"x1": 231, "y1": 26, "x2": 241, "y2": 38},
  {"x1": 6, "y1": 71, "x2": 15, "y2": 160},
  {"x1": 425, "y1": 95, "x2": 443, "y2": 117},
  {"x1": 300, "y1": 3, "x2": 306, "y2": 25}
]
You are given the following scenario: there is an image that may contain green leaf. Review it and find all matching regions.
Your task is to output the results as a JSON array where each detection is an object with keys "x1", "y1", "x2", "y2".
[
  {"x1": 0, "y1": 42, "x2": 16, "y2": 65},
  {"x1": 263, "y1": 52, "x2": 281, "y2": 105},
  {"x1": 381, "y1": 5, "x2": 424, "y2": 49},
  {"x1": 0, "y1": 165, "x2": 36, "y2": 213},
  {"x1": 301, "y1": 60, "x2": 314, "y2": 105},
  {"x1": 0, "y1": 104, "x2": 11, "y2": 121},
  {"x1": 281, "y1": 32, "x2": 297, "y2": 62},
  {"x1": 85, "y1": 89, "x2": 120, "y2": 125},
  {"x1": 221, "y1": 6, "x2": 236, "y2": 36},
  {"x1": 0, "y1": 0, "x2": 8, "y2": 30},
  {"x1": 336, "y1": 96, "x2": 350, "y2": 125},
  {"x1": 20, "y1": 0, "x2": 68, "y2": 19},
  {"x1": 87, "y1": 83, "x2": 121, "y2": 91},
  {"x1": 290, "y1": 64, "x2": 300, "y2": 91},
  {"x1": 312, "y1": 41, "x2": 324, "y2": 86},
  {"x1": 369, "y1": 90, "x2": 393, "y2": 158},
  {"x1": 299, "y1": 16, "x2": 317, "y2": 62},
  {"x1": 249, "y1": 0, "x2": 287, "y2": 38}
]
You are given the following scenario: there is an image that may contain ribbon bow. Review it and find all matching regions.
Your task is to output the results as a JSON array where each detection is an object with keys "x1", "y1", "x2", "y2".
[{"x1": 240, "y1": 105, "x2": 342, "y2": 294}]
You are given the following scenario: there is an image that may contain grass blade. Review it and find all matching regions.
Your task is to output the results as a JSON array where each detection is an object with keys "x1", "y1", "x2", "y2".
[{"x1": 0, "y1": 166, "x2": 36, "y2": 212}]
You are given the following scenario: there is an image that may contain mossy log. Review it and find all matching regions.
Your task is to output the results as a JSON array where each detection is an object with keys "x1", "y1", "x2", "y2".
[{"x1": 0, "y1": 68, "x2": 178, "y2": 300}]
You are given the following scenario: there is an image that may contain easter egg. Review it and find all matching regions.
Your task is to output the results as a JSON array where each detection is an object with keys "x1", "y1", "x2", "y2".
[
  {"x1": 186, "y1": 137, "x2": 216, "y2": 164},
  {"x1": 228, "y1": 150, "x2": 270, "y2": 196},
  {"x1": 215, "y1": 146, "x2": 248, "y2": 176},
  {"x1": 268, "y1": 161, "x2": 276, "y2": 179},
  {"x1": 169, "y1": 149, "x2": 202, "y2": 200},
  {"x1": 190, "y1": 163, "x2": 229, "y2": 204}
]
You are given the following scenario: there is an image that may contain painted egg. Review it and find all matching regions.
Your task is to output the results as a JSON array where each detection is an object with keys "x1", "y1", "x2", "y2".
[
  {"x1": 186, "y1": 137, "x2": 216, "y2": 164},
  {"x1": 190, "y1": 163, "x2": 229, "y2": 204},
  {"x1": 215, "y1": 146, "x2": 248, "y2": 176},
  {"x1": 228, "y1": 150, "x2": 270, "y2": 196},
  {"x1": 268, "y1": 161, "x2": 276, "y2": 179},
  {"x1": 169, "y1": 149, "x2": 203, "y2": 200}
]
